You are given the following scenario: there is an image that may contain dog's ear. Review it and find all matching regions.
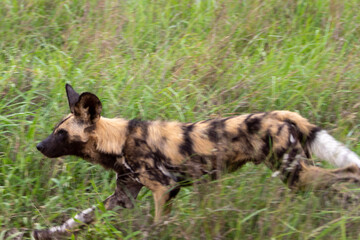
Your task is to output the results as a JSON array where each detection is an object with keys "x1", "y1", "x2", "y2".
[
  {"x1": 73, "y1": 92, "x2": 102, "y2": 123},
  {"x1": 66, "y1": 84, "x2": 80, "y2": 113}
]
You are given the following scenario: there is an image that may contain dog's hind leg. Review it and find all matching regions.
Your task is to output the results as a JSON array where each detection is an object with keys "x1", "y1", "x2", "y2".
[
  {"x1": 296, "y1": 162, "x2": 360, "y2": 203},
  {"x1": 278, "y1": 156, "x2": 360, "y2": 204},
  {"x1": 268, "y1": 132, "x2": 360, "y2": 203},
  {"x1": 33, "y1": 176, "x2": 143, "y2": 240}
]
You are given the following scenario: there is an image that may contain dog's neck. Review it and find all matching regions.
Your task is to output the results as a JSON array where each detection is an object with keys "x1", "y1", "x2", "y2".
[{"x1": 93, "y1": 117, "x2": 129, "y2": 156}]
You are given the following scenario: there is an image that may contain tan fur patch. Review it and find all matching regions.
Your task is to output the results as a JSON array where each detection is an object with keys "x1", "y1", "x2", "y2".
[
  {"x1": 190, "y1": 122, "x2": 214, "y2": 155},
  {"x1": 94, "y1": 117, "x2": 128, "y2": 155},
  {"x1": 272, "y1": 111, "x2": 315, "y2": 136},
  {"x1": 297, "y1": 162, "x2": 360, "y2": 191},
  {"x1": 262, "y1": 119, "x2": 290, "y2": 150},
  {"x1": 147, "y1": 121, "x2": 185, "y2": 164},
  {"x1": 224, "y1": 115, "x2": 247, "y2": 134},
  {"x1": 56, "y1": 114, "x2": 89, "y2": 142}
]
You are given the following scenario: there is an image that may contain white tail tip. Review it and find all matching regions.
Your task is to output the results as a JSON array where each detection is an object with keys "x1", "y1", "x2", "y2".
[{"x1": 310, "y1": 130, "x2": 360, "y2": 168}]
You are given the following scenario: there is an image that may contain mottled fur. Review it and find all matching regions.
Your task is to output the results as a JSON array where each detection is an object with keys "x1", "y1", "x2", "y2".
[{"x1": 34, "y1": 84, "x2": 360, "y2": 239}]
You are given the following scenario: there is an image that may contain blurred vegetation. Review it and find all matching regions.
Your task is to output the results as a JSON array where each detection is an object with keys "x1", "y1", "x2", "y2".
[{"x1": 0, "y1": 0, "x2": 360, "y2": 239}]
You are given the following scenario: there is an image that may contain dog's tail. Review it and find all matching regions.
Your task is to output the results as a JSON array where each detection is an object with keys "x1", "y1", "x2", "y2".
[
  {"x1": 274, "y1": 111, "x2": 360, "y2": 168},
  {"x1": 309, "y1": 130, "x2": 360, "y2": 168}
]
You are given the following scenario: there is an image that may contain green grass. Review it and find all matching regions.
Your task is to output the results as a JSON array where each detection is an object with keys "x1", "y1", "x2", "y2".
[{"x1": 1, "y1": 0, "x2": 360, "y2": 239}]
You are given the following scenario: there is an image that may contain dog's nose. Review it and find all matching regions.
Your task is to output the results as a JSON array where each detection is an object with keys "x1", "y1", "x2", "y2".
[{"x1": 36, "y1": 142, "x2": 44, "y2": 152}]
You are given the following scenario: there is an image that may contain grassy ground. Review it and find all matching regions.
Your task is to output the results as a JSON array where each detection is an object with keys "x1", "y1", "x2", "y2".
[{"x1": 1, "y1": 0, "x2": 360, "y2": 239}]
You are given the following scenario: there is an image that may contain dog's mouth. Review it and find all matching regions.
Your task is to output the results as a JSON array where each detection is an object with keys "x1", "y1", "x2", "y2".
[
  {"x1": 36, "y1": 141, "x2": 61, "y2": 158},
  {"x1": 36, "y1": 136, "x2": 65, "y2": 158}
]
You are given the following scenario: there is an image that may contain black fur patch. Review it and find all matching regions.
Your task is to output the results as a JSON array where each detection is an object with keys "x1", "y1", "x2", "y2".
[
  {"x1": 179, "y1": 124, "x2": 194, "y2": 156},
  {"x1": 261, "y1": 130, "x2": 273, "y2": 157},
  {"x1": 97, "y1": 152, "x2": 123, "y2": 171},
  {"x1": 53, "y1": 115, "x2": 72, "y2": 131},
  {"x1": 245, "y1": 115, "x2": 261, "y2": 134},
  {"x1": 169, "y1": 187, "x2": 181, "y2": 199},
  {"x1": 207, "y1": 119, "x2": 226, "y2": 142},
  {"x1": 307, "y1": 127, "x2": 322, "y2": 143},
  {"x1": 220, "y1": 116, "x2": 235, "y2": 122},
  {"x1": 128, "y1": 119, "x2": 149, "y2": 137},
  {"x1": 141, "y1": 121, "x2": 149, "y2": 139},
  {"x1": 275, "y1": 147, "x2": 287, "y2": 160},
  {"x1": 153, "y1": 149, "x2": 170, "y2": 164},
  {"x1": 134, "y1": 138, "x2": 147, "y2": 147},
  {"x1": 286, "y1": 161, "x2": 302, "y2": 187},
  {"x1": 84, "y1": 125, "x2": 96, "y2": 133},
  {"x1": 232, "y1": 128, "x2": 254, "y2": 153},
  {"x1": 145, "y1": 163, "x2": 170, "y2": 185}
]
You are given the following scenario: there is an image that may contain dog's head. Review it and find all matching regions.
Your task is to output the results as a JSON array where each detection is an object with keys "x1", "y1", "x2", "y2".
[{"x1": 36, "y1": 84, "x2": 102, "y2": 158}]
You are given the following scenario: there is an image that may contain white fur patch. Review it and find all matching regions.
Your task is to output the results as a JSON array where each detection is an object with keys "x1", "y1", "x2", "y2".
[
  {"x1": 159, "y1": 165, "x2": 172, "y2": 178},
  {"x1": 290, "y1": 134, "x2": 296, "y2": 144},
  {"x1": 310, "y1": 130, "x2": 360, "y2": 168},
  {"x1": 282, "y1": 153, "x2": 289, "y2": 163},
  {"x1": 287, "y1": 155, "x2": 301, "y2": 171},
  {"x1": 158, "y1": 165, "x2": 177, "y2": 181},
  {"x1": 123, "y1": 159, "x2": 134, "y2": 173}
]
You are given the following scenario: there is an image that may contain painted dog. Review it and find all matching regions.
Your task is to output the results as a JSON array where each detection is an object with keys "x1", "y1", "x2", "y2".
[{"x1": 34, "y1": 84, "x2": 360, "y2": 239}]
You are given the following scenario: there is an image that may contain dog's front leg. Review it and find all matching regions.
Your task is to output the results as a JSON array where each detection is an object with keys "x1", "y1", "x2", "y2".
[{"x1": 33, "y1": 176, "x2": 142, "y2": 240}]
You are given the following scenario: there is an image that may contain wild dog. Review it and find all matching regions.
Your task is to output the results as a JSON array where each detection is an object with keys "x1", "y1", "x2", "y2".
[{"x1": 34, "y1": 84, "x2": 360, "y2": 239}]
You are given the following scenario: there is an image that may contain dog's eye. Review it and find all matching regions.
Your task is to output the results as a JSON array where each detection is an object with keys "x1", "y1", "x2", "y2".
[{"x1": 57, "y1": 129, "x2": 68, "y2": 136}]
